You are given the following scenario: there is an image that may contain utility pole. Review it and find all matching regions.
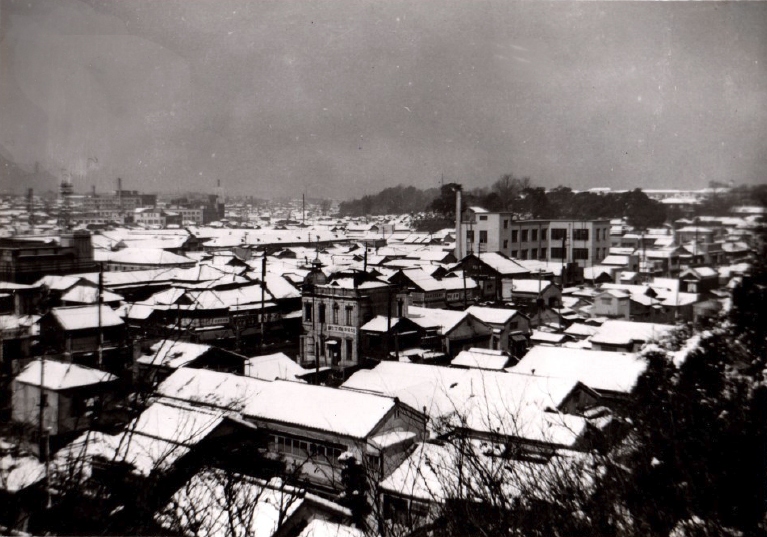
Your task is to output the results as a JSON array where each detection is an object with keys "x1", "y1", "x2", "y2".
[
  {"x1": 260, "y1": 253, "x2": 267, "y2": 353},
  {"x1": 97, "y1": 262, "x2": 104, "y2": 368},
  {"x1": 38, "y1": 357, "x2": 50, "y2": 508}
]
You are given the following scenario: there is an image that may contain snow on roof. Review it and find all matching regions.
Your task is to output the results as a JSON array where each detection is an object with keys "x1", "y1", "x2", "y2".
[
  {"x1": 341, "y1": 361, "x2": 585, "y2": 444},
  {"x1": 398, "y1": 268, "x2": 444, "y2": 292},
  {"x1": 0, "y1": 455, "x2": 45, "y2": 492},
  {"x1": 451, "y1": 348, "x2": 510, "y2": 370},
  {"x1": 512, "y1": 346, "x2": 646, "y2": 394},
  {"x1": 590, "y1": 320, "x2": 674, "y2": 347},
  {"x1": 597, "y1": 289, "x2": 630, "y2": 298},
  {"x1": 122, "y1": 303, "x2": 156, "y2": 321},
  {"x1": 129, "y1": 400, "x2": 225, "y2": 444},
  {"x1": 15, "y1": 359, "x2": 117, "y2": 390},
  {"x1": 466, "y1": 305, "x2": 521, "y2": 325},
  {"x1": 137, "y1": 340, "x2": 213, "y2": 369},
  {"x1": 564, "y1": 323, "x2": 599, "y2": 337},
  {"x1": 107, "y1": 248, "x2": 195, "y2": 266},
  {"x1": 34, "y1": 274, "x2": 87, "y2": 291},
  {"x1": 509, "y1": 279, "x2": 554, "y2": 295},
  {"x1": 360, "y1": 315, "x2": 404, "y2": 333},
  {"x1": 60, "y1": 285, "x2": 124, "y2": 304},
  {"x1": 601, "y1": 255, "x2": 632, "y2": 266},
  {"x1": 243, "y1": 381, "x2": 398, "y2": 439},
  {"x1": 530, "y1": 330, "x2": 568, "y2": 344},
  {"x1": 263, "y1": 274, "x2": 301, "y2": 299},
  {"x1": 682, "y1": 266, "x2": 718, "y2": 279},
  {"x1": 473, "y1": 252, "x2": 529, "y2": 276},
  {"x1": 157, "y1": 469, "x2": 309, "y2": 537},
  {"x1": 157, "y1": 367, "x2": 267, "y2": 411},
  {"x1": 441, "y1": 275, "x2": 478, "y2": 290},
  {"x1": 407, "y1": 306, "x2": 469, "y2": 335},
  {"x1": 368, "y1": 430, "x2": 418, "y2": 451},
  {"x1": 171, "y1": 264, "x2": 230, "y2": 282},
  {"x1": 49, "y1": 304, "x2": 125, "y2": 331},
  {"x1": 583, "y1": 266, "x2": 617, "y2": 280},
  {"x1": 80, "y1": 402, "x2": 228, "y2": 476},
  {"x1": 244, "y1": 352, "x2": 308, "y2": 382},
  {"x1": 380, "y1": 441, "x2": 586, "y2": 503}
]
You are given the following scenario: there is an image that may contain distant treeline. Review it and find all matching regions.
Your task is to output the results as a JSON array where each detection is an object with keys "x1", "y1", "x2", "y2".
[
  {"x1": 339, "y1": 174, "x2": 767, "y2": 229},
  {"x1": 338, "y1": 185, "x2": 440, "y2": 217}
]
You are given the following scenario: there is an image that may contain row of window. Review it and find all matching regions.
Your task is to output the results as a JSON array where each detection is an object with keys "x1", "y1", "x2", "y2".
[
  {"x1": 270, "y1": 434, "x2": 345, "y2": 462},
  {"x1": 304, "y1": 303, "x2": 354, "y2": 324},
  {"x1": 505, "y1": 247, "x2": 594, "y2": 261}
]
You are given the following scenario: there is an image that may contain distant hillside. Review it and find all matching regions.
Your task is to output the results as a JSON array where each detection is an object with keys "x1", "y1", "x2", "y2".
[
  {"x1": 338, "y1": 185, "x2": 439, "y2": 216},
  {"x1": 0, "y1": 145, "x2": 58, "y2": 194}
]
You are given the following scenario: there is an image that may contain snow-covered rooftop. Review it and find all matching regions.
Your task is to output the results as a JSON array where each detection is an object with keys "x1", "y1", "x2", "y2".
[
  {"x1": 512, "y1": 346, "x2": 646, "y2": 394},
  {"x1": 590, "y1": 320, "x2": 675, "y2": 347},
  {"x1": 244, "y1": 352, "x2": 308, "y2": 382},
  {"x1": 451, "y1": 348, "x2": 510, "y2": 370},
  {"x1": 157, "y1": 367, "x2": 267, "y2": 411},
  {"x1": 243, "y1": 381, "x2": 399, "y2": 439},
  {"x1": 15, "y1": 359, "x2": 117, "y2": 390},
  {"x1": 49, "y1": 304, "x2": 125, "y2": 331}
]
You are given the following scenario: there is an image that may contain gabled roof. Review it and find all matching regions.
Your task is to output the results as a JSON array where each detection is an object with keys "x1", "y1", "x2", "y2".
[
  {"x1": 242, "y1": 380, "x2": 399, "y2": 439},
  {"x1": 407, "y1": 306, "x2": 471, "y2": 335},
  {"x1": 341, "y1": 361, "x2": 587, "y2": 445},
  {"x1": 15, "y1": 359, "x2": 117, "y2": 390},
  {"x1": 34, "y1": 274, "x2": 90, "y2": 292},
  {"x1": 590, "y1": 320, "x2": 674, "y2": 347},
  {"x1": 451, "y1": 348, "x2": 510, "y2": 370},
  {"x1": 513, "y1": 346, "x2": 646, "y2": 394},
  {"x1": 245, "y1": 352, "x2": 308, "y2": 382},
  {"x1": 466, "y1": 305, "x2": 523, "y2": 326},
  {"x1": 107, "y1": 248, "x2": 195, "y2": 266},
  {"x1": 48, "y1": 305, "x2": 125, "y2": 331},
  {"x1": 60, "y1": 285, "x2": 124, "y2": 304},
  {"x1": 468, "y1": 252, "x2": 529, "y2": 276},
  {"x1": 157, "y1": 367, "x2": 267, "y2": 411},
  {"x1": 509, "y1": 279, "x2": 556, "y2": 295},
  {"x1": 601, "y1": 255, "x2": 632, "y2": 266},
  {"x1": 137, "y1": 340, "x2": 213, "y2": 369}
]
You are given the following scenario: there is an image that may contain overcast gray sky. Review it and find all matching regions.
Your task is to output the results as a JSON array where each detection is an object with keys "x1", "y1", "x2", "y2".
[{"x1": 1, "y1": 0, "x2": 765, "y2": 199}]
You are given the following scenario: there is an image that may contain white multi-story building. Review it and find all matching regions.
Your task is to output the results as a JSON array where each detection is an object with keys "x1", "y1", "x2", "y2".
[{"x1": 456, "y1": 207, "x2": 610, "y2": 268}]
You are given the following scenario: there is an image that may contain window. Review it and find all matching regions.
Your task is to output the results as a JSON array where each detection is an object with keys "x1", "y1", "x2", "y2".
[
  {"x1": 521, "y1": 230, "x2": 528, "y2": 242},
  {"x1": 595, "y1": 229, "x2": 600, "y2": 241},
  {"x1": 503, "y1": 240, "x2": 508, "y2": 249},
  {"x1": 511, "y1": 230, "x2": 518, "y2": 242},
  {"x1": 503, "y1": 219, "x2": 508, "y2": 229},
  {"x1": 573, "y1": 229, "x2": 589, "y2": 241},
  {"x1": 531, "y1": 229, "x2": 538, "y2": 241},
  {"x1": 511, "y1": 250, "x2": 518, "y2": 258},
  {"x1": 466, "y1": 230, "x2": 474, "y2": 243},
  {"x1": 346, "y1": 339, "x2": 353, "y2": 361},
  {"x1": 319, "y1": 304, "x2": 326, "y2": 324},
  {"x1": 520, "y1": 249, "x2": 528, "y2": 259},
  {"x1": 304, "y1": 303, "x2": 312, "y2": 322},
  {"x1": 541, "y1": 229, "x2": 547, "y2": 241},
  {"x1": 551, "y1": 229, "x2": 567, "y2": 241},
  {"x1": 345, "y1": 306, "x2": 353, "y2": 325},
  {"x1": 573, "y1": 248, "x2": 589, "y2": 260},
  {"x1": 530, "y1": 248, "x2": 538, "y2": 259},
  {"x1": 332, "y1": 303, "x2": 339, "y2": 324},
  {"x1": 479, "y1": 230, "x2": 487, "y2": 244},
  {"x1": 550, "y1": 247, "x2": 565, "y2": 259},
  {"x1": 479, "y1": 215, "x2": 488, "y2": 221}
]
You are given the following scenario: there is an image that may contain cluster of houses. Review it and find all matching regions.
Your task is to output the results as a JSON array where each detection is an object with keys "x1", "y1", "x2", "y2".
[{"x1": 0, "y1": 197, "x2": 761, "y2": 536}]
